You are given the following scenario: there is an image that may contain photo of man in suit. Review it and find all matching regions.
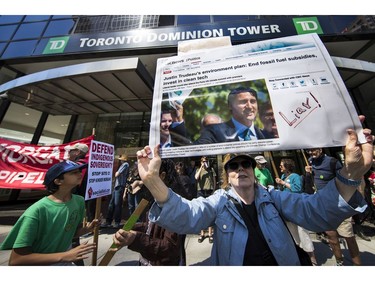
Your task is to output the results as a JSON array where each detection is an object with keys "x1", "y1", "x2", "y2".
[{"x1": 194, "y1": 87, "x2": 269, "y2": 144}]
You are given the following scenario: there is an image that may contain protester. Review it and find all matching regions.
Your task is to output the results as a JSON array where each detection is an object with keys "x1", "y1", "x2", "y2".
[
  {"x1": 186, "y1": 159, "x2": 198, "y2": 191},
  {"x1": 195, "y1": 156, "x2": 216, "y2": 243},
  {"x1": 254, "y1": 155, "x2": 274, "y2": 187},
  {"x1": 175, "y1": 161, "x2": 197, "y2": 200},
  {"x1": 0, "y1": 160, "x2": 98, "y2": 265},
  {"x1": 305, "y1": 147, "x2": 363, "y2": 265},
  {"x1": 112, "y1": 159, "x2": 188, "y2": 266},
  {"x1": 134, "y1": 116, "x2": 372, "y2": 265},
  {"x1": 124, "y1": 163, "x2": 143, "y2": 215},
  {"x1": 194, "y1": 87, "x2": 267, "y2": 144},
  {"x1": 275, "y1": 158, "x2": 318, "y2": 265},
  {"x1": 101, "y1": 155, "x2": 130, "y2": 228},
  {"x1": 68, "y1": 142, "x2": 91, "y2": 266}
]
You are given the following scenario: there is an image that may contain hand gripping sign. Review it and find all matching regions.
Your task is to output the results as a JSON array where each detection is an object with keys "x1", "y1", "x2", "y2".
[{"x1": 98, "y1": 199, "x2": 149, "y2": 266}]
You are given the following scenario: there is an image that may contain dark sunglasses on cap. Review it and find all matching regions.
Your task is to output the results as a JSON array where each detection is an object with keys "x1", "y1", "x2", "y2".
[{"x1": 227, "y1": 160, "x2": 253, "y2": 170}]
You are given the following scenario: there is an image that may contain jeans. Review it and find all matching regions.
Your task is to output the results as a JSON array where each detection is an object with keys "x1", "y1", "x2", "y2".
[
  {"x1": 127, "y1": 192, "x2": 138, "y2": 215},
  {"x1": 106, "y1": 185, "x2": 125, "y2": 224}
]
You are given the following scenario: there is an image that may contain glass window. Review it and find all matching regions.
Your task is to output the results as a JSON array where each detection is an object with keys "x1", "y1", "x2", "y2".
[
  {"x1": 52, "y1": 15, "x2": 74, "y2": 19},
  {"x1": 0, "y1": 25, "x2": 18, "y2": 41},
  {"x1": 71, "y1": 115, "x2": 97, "y2": 141},
  {"x1": 158, "y1": 15, "x2": 175, "y2": 27},
  {"x1": 0, "y1": 15, "x2": 23, "y2": 24},
  {"x1": 0, "y1": 103, "x2": 42, "y2": 144},
  {"x1": 43, "y1": 19, "x2": 76, "y2": 37},
  {"x1": 213, "y1": 15, "x2": 250, "y2": 22},
  {"x1": 177, "y1": 15, "x2": 211, "y2": 25},
  {"x1": 108, "y1": 15, "x2": 141, "y2": 31},
  {"x1": 73, "y1": 112, "x2": 151, "y2": 155},
  {"x1": 13, "y1": 22, "x2": 46, "y2": 40},
  {"x1": 75, "y1": 16, "x2": 110, "y2": 33},
  {"x1": 24, "y1": 15, "x2": 50, "y2": 22},
  {"x1": 140, "y1": 15, "x2": 160, "y2": 29},
  {"x1": 0, "y1": 43, "x2": 6, "y2": 56},
  {"x1": 39, "y1": 115, "x2": 71, "y2": 145},
  {"x1": 2, "y1": 40, "x2": 38, "y2": 59}
]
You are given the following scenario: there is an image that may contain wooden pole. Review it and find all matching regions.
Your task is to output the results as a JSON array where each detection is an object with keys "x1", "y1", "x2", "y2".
[
  {"x1": 91, "y1": 198, "x2": 102, "y2": 266},
  {"x1": 265, "y1": 151, "x2": 279, "y2": 179},
  {"x1": 301, "y1": 149, "x2": 309, "y2": 166},
  {"x1": 98, "y1": 199, "x2": 149, "y2": 266}
]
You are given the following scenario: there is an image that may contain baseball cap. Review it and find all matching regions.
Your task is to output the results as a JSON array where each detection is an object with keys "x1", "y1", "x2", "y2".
[
  {"x1": 223, "y1": 153, "x2": 256, "y2": 170},
  {"x1": 43, "y1": 160, "x2": 88, "y2": 186},
  {"x1": 254, "y1": 155, "x2": 267, "y2": 164},
  {"x1": 118, "y1": 154, "x2": 128, "y2": 161},
  {"x1": 69, "y1": 143, "x2": 89, "y2": 153}
]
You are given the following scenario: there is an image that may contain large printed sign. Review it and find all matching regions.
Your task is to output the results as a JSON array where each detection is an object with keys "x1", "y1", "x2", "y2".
[
  {"x1": 0, "y1": 136, "x2": 94, "y2": 190},
  {"x1": 85, "y1": 140, "x2": 114, "y2": 200},
  {"x1": 149, "y1": 34, "x2": 364, "y2": 158}
]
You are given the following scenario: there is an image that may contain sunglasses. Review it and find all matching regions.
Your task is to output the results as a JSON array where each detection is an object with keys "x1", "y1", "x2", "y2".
[{"x1": 227, "y1": 160, "x2": 252, "y2": 170}]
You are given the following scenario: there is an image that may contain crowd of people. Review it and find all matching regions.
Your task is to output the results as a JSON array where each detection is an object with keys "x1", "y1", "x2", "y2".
[{"x1": 1, "y1": 112, "x2": 374, "y2": 266}]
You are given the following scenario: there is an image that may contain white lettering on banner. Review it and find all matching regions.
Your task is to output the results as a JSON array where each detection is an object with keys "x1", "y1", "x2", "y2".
[
  {"x1": 227, "y1": 25, "x2": 281, "y2": 36},
  {"x1": 0, "y1": 144, "x2": 62, "y2": 164},
  {"x1": 0, "y1": 170, "x2": 45, "y2": 185},
  {"x1": 49, "y1": 40, "x2": 66, "y2": 50},
  {"x1": 146, "y1": 30, "x2": 225, "y2": 42},
  {"x1": 295, "y1": 21, "x2": 318, "y2": 31},
  {"x1": 80, "y1": 35, "x2": 143, "y2": 47},
  {"x1": 80, "y1": 29, "x2": 225, "y2": 47}
]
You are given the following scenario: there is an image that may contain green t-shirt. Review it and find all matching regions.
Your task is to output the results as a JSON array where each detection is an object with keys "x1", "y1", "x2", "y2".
[
  {"x1": 0, "y1": 194, "x2": 85, "y2": 253},
  {"x1": 254, "y1": 167, "x2": 274, "y2": 187}
]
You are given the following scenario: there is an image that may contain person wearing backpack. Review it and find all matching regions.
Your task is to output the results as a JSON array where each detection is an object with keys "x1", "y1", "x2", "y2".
[{"x1": 305, "y1": 148, "x2": 363, "y2": 266}]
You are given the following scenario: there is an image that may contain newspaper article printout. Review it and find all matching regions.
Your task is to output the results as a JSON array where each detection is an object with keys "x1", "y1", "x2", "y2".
[{"x1": 150, "y1": 34, "x2": 364, "y2": 158}]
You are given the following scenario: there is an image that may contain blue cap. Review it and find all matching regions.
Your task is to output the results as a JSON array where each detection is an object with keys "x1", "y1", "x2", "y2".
[{"x1": 43, "y1": 160, "x2": 87, "y2": 186}]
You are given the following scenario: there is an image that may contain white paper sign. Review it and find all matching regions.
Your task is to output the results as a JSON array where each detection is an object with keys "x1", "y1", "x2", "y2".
[
  {"x1": 150, "y1": 34, "x2": 364, "y2": 158},
  {"x1": 85, "y1": 140, "x2": 114, "y2": 200}
]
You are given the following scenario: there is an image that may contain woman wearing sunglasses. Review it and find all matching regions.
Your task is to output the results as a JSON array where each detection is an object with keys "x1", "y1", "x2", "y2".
[{"x1": 127, "y1": 117, "x2": 373, "y2": 265}]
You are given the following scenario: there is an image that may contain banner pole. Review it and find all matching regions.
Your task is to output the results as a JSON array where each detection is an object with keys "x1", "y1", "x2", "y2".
[
  {"x1": 301, "y1": 149, "x2": 309, "y2": 166},
  {"x1": 91, "y1": 198, "x2": 102, "y2": 266},
  {"x1": 265, "y1": 151, "x2": 279, "y2": 179}
]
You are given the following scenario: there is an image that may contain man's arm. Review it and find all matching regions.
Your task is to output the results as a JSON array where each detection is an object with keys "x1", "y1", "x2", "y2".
[{"x1": 335, "y1": 121, "x2": 374, "y2": 202}]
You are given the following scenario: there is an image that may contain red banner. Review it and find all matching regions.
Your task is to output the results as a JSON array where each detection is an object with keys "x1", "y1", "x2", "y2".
[{"x1": 0, "y1": 136, "x2": 94, "y2": 190}]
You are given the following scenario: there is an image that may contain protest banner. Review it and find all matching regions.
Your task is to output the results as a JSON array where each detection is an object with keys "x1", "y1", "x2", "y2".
[
  {"x1": 0, "y1": 136, "x2": 93, "y2": 189},
  {"x1": 85, "y1": 140, "x2": 114, "y2": 200},
  {"x1": 149, "y1": 34, "x2": 364, "y2": 158}
]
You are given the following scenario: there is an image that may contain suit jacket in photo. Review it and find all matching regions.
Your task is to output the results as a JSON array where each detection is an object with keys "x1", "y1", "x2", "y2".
[
  {"x1": 167, "y1": 121, "x2": 193, "y2": 147},
  {"x1": 194, "y1": 120, "x2": 266, "y2": 145}
]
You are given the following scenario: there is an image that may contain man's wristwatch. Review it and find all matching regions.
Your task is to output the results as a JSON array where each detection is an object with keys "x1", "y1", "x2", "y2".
[{"x1": 336, "y1": 170, "x2": 362, "y2": 187}]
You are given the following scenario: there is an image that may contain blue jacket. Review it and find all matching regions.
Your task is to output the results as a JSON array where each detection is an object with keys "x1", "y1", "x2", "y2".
[
  {"x1": 148, "y1": 180, "x2": 366, "y2": 265},
  {"x1": 114, "y1": 162, "x2": 129, "y2": 188}
]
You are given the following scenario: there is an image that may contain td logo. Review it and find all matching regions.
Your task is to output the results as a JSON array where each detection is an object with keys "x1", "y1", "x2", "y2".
[
  {"x1": 293, "y1": 17, "x2": 323, "y2": 35},
  {"x1": 43, "y1": 36, "x2": 70, "y2": 54}
]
